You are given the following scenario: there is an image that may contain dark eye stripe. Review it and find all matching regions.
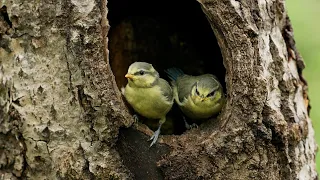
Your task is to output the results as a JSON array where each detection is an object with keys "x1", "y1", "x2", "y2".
[
  {"x1": 133, "y1": 71, "x2": 151, "y2": 76},
  {"x1": 207, "y1": 91, "x2": 216, "y2": 97},
  {"x1": 195, "y1": 88, "x2": 200, "y2": 95}
]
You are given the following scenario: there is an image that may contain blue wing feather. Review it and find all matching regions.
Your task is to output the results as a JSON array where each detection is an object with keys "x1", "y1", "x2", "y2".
[{"x1": 164, "y1": 67, "x2": 185, "y2": 81}]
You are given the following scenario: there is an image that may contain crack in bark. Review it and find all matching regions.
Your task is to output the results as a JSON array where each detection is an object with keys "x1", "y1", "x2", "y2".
[
  {"x1": 65, "y1": 51, "x2": 76, "y2": 100},
  {"x1": 0, "y1": 6, "x2": 12, "y2": 35}
]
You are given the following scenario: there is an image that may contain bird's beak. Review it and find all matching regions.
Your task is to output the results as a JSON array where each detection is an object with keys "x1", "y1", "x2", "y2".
[
  {"x1": 125, "y1": 74, "x2": 134, "y2": 79},
  {"x1": 201, "y1": 97, "x2": 208, "y2": 102}
]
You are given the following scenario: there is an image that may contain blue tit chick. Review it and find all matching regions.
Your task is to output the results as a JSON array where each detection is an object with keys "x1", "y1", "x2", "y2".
[
  {"x1": 122, "y1": 62, "x2": 174, "y2": 147},
  {"x1": 165, "y1": 68, "x2": 225, "y2": 121}
]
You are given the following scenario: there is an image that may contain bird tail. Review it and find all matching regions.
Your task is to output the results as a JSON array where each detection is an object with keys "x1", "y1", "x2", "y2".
[{"x1": 164, "y1": 67, "x2": 184, "y2": 81}]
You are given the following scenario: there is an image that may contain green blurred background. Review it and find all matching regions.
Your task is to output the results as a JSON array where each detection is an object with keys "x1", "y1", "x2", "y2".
[{"x1": 286, "y1": 0, "x2": 320, "y2": 172}]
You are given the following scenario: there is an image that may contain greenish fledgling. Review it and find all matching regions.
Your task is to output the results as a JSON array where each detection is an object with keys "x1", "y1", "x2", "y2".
[
  {"x1": 165, "y1": 68, "x2": 225, "y2": 122},
  {"x1": 122, "y1": 62, "x2": 174, "y2": 147}
]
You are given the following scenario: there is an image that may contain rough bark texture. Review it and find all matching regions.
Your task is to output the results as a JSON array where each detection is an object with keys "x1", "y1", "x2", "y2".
[
  {"x1": 0, "y1": 0, "x2": 133, "y2": 179},
  {"x1": 0, "y1": 0, "x2": 317, "y2": 180}
]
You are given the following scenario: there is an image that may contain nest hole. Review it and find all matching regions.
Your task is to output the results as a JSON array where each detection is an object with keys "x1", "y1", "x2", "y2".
[
  {"x1": 108, "y1": 0, "x2": 225, "y2": 135},
  {"x1": 109, "y1": 0, "x2": 225, "y2": 179}
]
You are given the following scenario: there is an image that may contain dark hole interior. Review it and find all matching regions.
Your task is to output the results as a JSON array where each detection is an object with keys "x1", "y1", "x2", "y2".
[{"x1": 108, "y1": 0, "x2": 225, "y2": 135}]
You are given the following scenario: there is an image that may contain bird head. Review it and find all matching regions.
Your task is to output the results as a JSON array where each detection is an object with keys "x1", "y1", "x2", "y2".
[
  {"x1": 190, "y1": 76, "x2": 222, "y2": 105},
  {"x1": 125, "y1": 62, "x2": 159, "y2": 88}
]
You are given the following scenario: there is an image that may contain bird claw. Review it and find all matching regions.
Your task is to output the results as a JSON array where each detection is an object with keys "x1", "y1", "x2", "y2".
[
  {"x1": 188, "y1": 123, "x2": 198, "y2": 129},
  {"x1": 149, "y1": 128, "x2": 161, "y2": 147},
  {"x1": 185, "y1": 122, "x2": 198, "y2": 130},
  {"x1": 132, "y1": 114, "x2": 139, "y2": 123},
  {"x1": 183, "y1": 116, "x2": 198, "y2": 130}
]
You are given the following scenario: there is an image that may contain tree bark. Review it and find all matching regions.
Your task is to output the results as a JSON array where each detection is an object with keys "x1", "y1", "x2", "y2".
[{"x1": 0, "y1": 0, "x2": 317, "y2": 180}]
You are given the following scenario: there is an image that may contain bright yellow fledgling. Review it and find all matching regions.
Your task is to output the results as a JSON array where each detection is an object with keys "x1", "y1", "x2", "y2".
[
  {"x1": 165, "y1": 68, "x2": 225, "y2": 121},
  {"x1": 122, "y1": 62, "x2": 173, "y2": 147}
]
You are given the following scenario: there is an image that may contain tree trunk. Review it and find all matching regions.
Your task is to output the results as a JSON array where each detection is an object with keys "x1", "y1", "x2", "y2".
[{"x1": 0, "y1": 0, "x2": 317, "y2": 179}]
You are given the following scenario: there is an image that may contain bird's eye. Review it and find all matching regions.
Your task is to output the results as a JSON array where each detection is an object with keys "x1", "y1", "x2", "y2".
[
  {"x1": 139, "y1": 70, "x2": 145, "y2": 75},
  {"x1": 195, "y1": 88, "x2": 200, "y2": 96},
  {"x1": 207, "y1": 91, "x2": 216, "y2": 97}
]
